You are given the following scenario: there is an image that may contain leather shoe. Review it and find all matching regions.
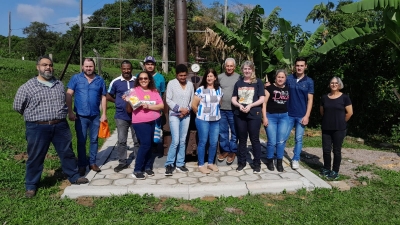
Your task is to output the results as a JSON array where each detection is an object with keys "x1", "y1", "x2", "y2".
[
  {"x1": 25, "y1": 190, "x2": 36, "y2": 198},
  {"x1": 73, "y1": 177, "x2": 89, "y2": 184},
  {"x1": 90, "y1": 164, "x2": 101, "y2": 172},
  {"x1": 217, "y1": 152, "x2": 229, "y2": 162},
  {"x1": 226, "y1": 153, "x2": 236, "y2": 165},
  {"x1": 78, "y1": 167, "x2": 86, "y2": 176}
]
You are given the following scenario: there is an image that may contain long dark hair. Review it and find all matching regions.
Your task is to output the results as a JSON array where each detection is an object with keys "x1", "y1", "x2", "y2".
[
  {"x1": 134, "y1": 71, "x2": 157, "y2": 91},
  {"x1": 200, "y1": 68, "x2": 220, "y2": 90}
]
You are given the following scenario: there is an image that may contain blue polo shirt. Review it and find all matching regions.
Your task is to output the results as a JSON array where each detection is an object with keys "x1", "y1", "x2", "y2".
[
  {"x1": 108, "y1": 75, "x2": 136, "y2": 121},
  {"x1": 286, "y1": 74, "x2": 314, "y2": 118},
  {"x1": 67, "y1": 72, "x2": 106, "y2": 116}
]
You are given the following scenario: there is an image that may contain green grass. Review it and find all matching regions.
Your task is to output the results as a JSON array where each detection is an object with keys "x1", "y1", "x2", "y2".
[{"x1": 2, "y1": 58, "x2": 400, "y2": 224}]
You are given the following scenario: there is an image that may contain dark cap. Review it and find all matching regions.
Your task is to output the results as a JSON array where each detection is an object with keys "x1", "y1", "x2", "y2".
[{"x1": 144, "y1": 56, "x2": 156, "y2": 63}]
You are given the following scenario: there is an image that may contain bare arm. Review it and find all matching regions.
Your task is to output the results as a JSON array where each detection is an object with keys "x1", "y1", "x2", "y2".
[
  {"x1": 100, "y1": 95, "x2": 107, "y2": 122},
  {"x1": 345, "y1": 105, "x2": 353, "y2": 122},
  {"x1": 106, "y1": 93, "x2": 115, "y2": 103},
  {"x1": 191, "y1": 96, "x2": 201, "y2": 114},
  {"x1": 302, "y1": 94, "x2": 314, "y2": 125},
  {"x1": 262, "y1": 90, "x2": 270, "y2": 127},
  {"x1": 66, "y1": 89, "x2": 76, "y2": 121}
]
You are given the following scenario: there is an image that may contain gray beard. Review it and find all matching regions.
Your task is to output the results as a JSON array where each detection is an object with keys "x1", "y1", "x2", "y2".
[{"x1": 40, "y1": 71, "x2": 53, "y2": 80}]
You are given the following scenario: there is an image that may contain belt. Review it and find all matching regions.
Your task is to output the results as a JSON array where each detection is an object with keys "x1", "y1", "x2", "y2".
[{"x1": 34, "y1": 119, "x2": 65, "y2": 125}]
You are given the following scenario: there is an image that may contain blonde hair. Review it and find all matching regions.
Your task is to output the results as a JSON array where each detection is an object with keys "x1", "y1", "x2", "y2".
[{"x1": 241, "y1": 60, "x2": 257, "y2": 83}]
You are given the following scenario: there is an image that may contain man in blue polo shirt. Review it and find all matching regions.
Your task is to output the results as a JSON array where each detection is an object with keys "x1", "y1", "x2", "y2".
[
  {"x1": 286, "y1": 57, "x2": 314, "y2": 169},
  {"x1": 66, "y1": 58, "x2": 107, "y2": 175},
  {"x1": 106, "y1": 60, "x2": 140, "y2": 172}
]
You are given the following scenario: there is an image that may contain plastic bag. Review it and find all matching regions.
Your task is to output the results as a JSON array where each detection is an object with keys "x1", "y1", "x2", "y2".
[
  {"x1": 98, "y1": 121, "x2": 110, "y2": 138},
  {"x1": 124, "y1": 88, "x2": 142, "y2": 110},
  {"x1": 153, "y1": 120, "x2": 163, "y2": 143}
]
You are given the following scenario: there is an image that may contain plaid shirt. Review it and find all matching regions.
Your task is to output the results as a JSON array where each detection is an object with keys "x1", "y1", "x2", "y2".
[{"x1": 13, "y1": 77, "x2": 68, "y2": 122}]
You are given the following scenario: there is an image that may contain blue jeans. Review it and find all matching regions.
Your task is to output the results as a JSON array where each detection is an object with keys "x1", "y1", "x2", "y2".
[
  {"x1": 234, "y1": 115, "x2": 262, "y2": 167},
  {"x1": 265, "y1": 112, "x2": 290, "y2": 160},
  {"x1": 196, "y1": 118, "x2": 219, "y2": 166},
  {"x1": 165, "y1": 114, "x2": 190, "y2": 167},
  {"x1": 132, "y1": 121, "x2": 155, "y2": 173},
  {"x1": 288, "y1": 116, "x2": 305, "y2": 161},
  {"x1": 219, "y1": 110, "x2": 237, "y2": 153},
  {"x1": 25, "y1": 121, "x2": 80, "y2": 190},
  {"x1": 75, "y1": 114, "x2": 100, "y2": 167}
]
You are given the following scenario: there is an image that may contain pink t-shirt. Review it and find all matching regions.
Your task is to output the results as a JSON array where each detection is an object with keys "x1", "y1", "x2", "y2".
[{"x1": 131, "y1": 87, "x2": 162, "y2": 123}]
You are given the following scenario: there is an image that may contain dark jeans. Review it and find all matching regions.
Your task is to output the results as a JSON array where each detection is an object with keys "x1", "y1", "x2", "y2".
[
  {"x1": 234, "y1": 115, "x2": 262, "y2": 167},
  {"x1": 322, "y1": 129, "x2": 346, "y2": 173},
  {"x1": 133, "y1": 121, "x2": 155, "y2": 173},
  {"x1": 75, "y1": 114, "x2": 100, "y2": 166},
  {"x1": 115, "y1": 118, "x2": 139, "y2": 165},
  {"x1": 25, "y1": 121, "x2": 80, "y2": 190}
]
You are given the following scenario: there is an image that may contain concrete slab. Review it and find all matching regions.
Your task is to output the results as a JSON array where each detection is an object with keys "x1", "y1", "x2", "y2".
[
  {"x1": 188, "y1": 182, "x2": 248, "y2": 199},
  {"x1": 247, "y1": 180, "x2": 304, "y2": 194},
  {"x1": 62, "y1": 186, "x2": 128, "y2": 199},
  {"x1": 296, "y1": 169, "x2": 331, "y2": 189},
  {"x1": 127, "y1": 184, "x2": 189, "y2": 199}
]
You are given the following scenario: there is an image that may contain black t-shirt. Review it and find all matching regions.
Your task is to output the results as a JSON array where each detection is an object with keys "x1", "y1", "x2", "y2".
[
  {"x1": 321, "y1": 94, "x2": 352, "y2": 130},
  {"x1": 265, "y1": 84, "x2": 289, "y2": 114},
  {"x1": 232, "y1": 78, "x2": 265, "y2": 119}
]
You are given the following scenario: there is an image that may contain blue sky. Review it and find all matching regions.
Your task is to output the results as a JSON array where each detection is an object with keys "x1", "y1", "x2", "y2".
[{"x1": 0, "y1": 0, "x2": 340, "y2": 37}]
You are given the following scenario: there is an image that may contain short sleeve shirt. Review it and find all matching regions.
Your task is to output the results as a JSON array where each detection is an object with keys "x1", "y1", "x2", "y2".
[
  {"x1": 265, "y1": 84, "x2": 289, "y2": 114},
  {"x1": 232, "y1": 78, "x2": 265, "y2": 119},
  {"x1": 321, "y1": 94, "x2": 352, "y2": 130},
  {"x1": 67, "y1": 72, "x2": 106, "y2": 116},
  {"x1": 108, "y1": 76, "x2": 136, "y2": 121},
  {"x1": 194, "y1": 86, "x2": 223, "y2": 121}
]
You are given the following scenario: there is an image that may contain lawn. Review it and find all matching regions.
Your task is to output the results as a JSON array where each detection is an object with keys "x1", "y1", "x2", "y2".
[{"x1": 1, "y1": 59, "x2": 400, "y2": 224}]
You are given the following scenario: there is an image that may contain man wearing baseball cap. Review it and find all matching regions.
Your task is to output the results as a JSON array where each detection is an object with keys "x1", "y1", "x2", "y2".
[{"x1": 143, "y1": 56, "x2": 165, "y2": 97}]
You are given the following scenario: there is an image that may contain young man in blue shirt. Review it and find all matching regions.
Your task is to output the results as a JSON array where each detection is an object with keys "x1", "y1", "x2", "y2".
[
  {"x1": 66, "y1": 58, "x2": 107, "y2": 175},
  {"x1": 286, "y1": 57, "x2": 314, "y2": 169},
  {"x1": 107, "y1": 60, "x2": 140, "y2": 172}
]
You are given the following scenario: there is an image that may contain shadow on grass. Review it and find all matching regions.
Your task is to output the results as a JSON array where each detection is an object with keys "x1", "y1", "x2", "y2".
[{"x1": 40, "y1": 168, "x2": 68, "y2": 189}]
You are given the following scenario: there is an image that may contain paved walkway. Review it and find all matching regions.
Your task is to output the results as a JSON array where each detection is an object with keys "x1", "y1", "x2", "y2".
[{"x1": 62, "y1": 130, "x2": 331, "y2": 199}]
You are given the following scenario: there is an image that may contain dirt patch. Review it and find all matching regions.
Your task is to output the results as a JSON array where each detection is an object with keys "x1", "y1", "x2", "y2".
[
  {"x1": 76, "y1": 197, "x2": 94, "y2": 207},
  {"x1": 289, "y1": 147, "x2": 400, "y2": 187},
  {"x1": 201, "y1": 196, "x2": 217, "y2": 201},
  {"x1": 174, "y1": 203, "x2": 198, "y2": 213},
  {"x1": 14, "y1": 153, "x2": 59, "y2": 161}
]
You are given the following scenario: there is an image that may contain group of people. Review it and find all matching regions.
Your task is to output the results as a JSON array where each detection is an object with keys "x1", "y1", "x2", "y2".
[{"x1": 14, "y1": 55, "x2": 353, "y2": 197}]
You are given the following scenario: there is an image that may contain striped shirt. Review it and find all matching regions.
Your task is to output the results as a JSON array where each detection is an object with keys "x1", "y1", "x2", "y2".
[
  {"x1": 166, "y1": 78, "x2": 194, "y2": 117},
  {"x1": 13, "y1": 77, "x2": 68, "y2": 122},
  {"x1": 195, "y1": 86, "x2": 223, "y2": 121}
]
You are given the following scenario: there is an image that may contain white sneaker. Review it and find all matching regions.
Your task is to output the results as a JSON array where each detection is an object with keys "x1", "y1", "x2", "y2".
[{"x1": 292, "y1": 160, "x2": 299, "y2": 169}]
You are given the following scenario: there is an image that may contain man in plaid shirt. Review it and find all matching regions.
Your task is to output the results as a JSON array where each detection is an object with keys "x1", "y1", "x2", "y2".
[{"x1": 13, "y1": 56, "x2": 89, "y2": 198}]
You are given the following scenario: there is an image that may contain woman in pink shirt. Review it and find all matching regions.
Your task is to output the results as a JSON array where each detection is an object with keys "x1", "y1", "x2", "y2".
[{"x1": 126, "y1": 71, "x2": 164, "y2": 179}]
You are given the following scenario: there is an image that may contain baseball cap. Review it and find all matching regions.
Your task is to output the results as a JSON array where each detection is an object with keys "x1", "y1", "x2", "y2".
[{"x1": 144, "y1": 56, "x2": 156, "y2": 63}]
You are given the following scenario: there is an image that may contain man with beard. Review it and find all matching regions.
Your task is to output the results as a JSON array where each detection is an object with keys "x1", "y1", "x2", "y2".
[
  {"x1": 106, "y1": 60, "x2": 140, "y2": 172},
  {"x1": 13, "y1": 56, "x2": 89, "y2": 198},
  {"x1": 66, "y1": 58, "x2": 107, "y2": 175}
]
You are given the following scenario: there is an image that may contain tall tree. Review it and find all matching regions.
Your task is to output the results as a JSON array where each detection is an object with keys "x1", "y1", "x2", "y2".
[{"x1": 23, "y1": 22, "x2": 61, "y2": 59}]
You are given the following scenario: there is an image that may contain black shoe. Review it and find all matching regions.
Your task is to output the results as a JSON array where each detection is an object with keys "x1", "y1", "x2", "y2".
[
  {"x1": 78, "y1": 167, "x2": 86, "y2": 176},
  {"x1": 266, "y1": 158, "x2": 274, "y2": 171},
  {"x1": 276, "y1": 159, "x2": 284, "y2": 172},
  {"x1": 165, "y1": 164, "x2": 173, "y2": 176},
  {"x1": 236, "y1": 164, "x2": 247, "y2": 172},
  {"x1": 176, "y1": 166, "x2": 189, "y2": 173},
  {"x1": 74, "y1": 177, "x2": 89, "y2": 184},
  {"x1": 253, "y1": 166, "x2": 261, "y2": 174},
  {"x1": 145, "y1": 169, "x2": 155, "y2": 176},
  {"x1": 132, "y1": 172, "x2": 146, "y2": 180},
  {"x1": 327, "y1": 171, "x2": 339, "y2": 180},
  {"x1": 114, "y1": 164, "x2": 128, "y2": 173},
  {"x1": 320, "y1": 168, "x2": 331, "y2": 177}
]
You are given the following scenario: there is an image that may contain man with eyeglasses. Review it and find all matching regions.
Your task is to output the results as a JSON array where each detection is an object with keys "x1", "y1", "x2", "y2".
[
  {"x1": 13, "y1": 56, "x2": 89, "y2": 198},
  {"x1": 66, "y1": 58, "x2": 107, "y2": 176},
  {"x1": 286, "y1": 57, "x2": 314, "y2": 169},
  {"x1": 107, "y1": 60, "x2": 140, "y2": 172}
]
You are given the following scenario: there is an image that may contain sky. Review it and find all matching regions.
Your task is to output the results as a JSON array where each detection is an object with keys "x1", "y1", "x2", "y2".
[{"x1": 0, "y1": 0, "x2": 341, "y2": 37}]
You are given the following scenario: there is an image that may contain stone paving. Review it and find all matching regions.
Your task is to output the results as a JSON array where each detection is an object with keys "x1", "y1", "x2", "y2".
[{"x1": 62, "y1": 130, "x2": 331, "y2": 199}]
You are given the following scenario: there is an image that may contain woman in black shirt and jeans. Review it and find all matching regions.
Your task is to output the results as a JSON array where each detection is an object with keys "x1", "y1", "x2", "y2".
[{"x1": 320, "y1": 77, "x2": 353, "y2": 180}]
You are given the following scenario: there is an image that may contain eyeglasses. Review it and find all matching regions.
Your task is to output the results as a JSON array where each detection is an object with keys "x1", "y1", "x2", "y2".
[
  {"x1": 139, "y1": 77, "x2": 149, "y2": 81},
  {"x1": 40, "y1": 64, "x2": 53, "y2": 67},
  {"x1": 330, "y1": 82, "x2": 338, "y2": 85}
]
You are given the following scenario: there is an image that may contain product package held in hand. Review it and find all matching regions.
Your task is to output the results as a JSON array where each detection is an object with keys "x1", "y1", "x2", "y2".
[{"x1": 125, "y1": 88, "x2": 142, "y2": 110}]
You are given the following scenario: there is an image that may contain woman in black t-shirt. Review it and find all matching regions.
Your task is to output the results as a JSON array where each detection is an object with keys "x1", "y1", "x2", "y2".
[
  {"x1": 320, "y1": 77, "x2": 353, "y2": 180},
  {"x1": 261, "y1": 70, "x2": 290, "y2": 172},
  {"x1": 231, "y1": 61, "x2": 265, "y2": 174}
]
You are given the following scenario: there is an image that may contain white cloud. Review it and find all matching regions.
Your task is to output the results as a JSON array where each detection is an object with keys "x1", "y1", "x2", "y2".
[
  {"x1": 51, "y1": 14, "x2": 91, "y2": 33},
  {"x1": 17, "y1": 4, "x2": 54, "y2": 22},
  {"x1": 40, "y1": 0, "x2": 79, "y2": 7}
]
